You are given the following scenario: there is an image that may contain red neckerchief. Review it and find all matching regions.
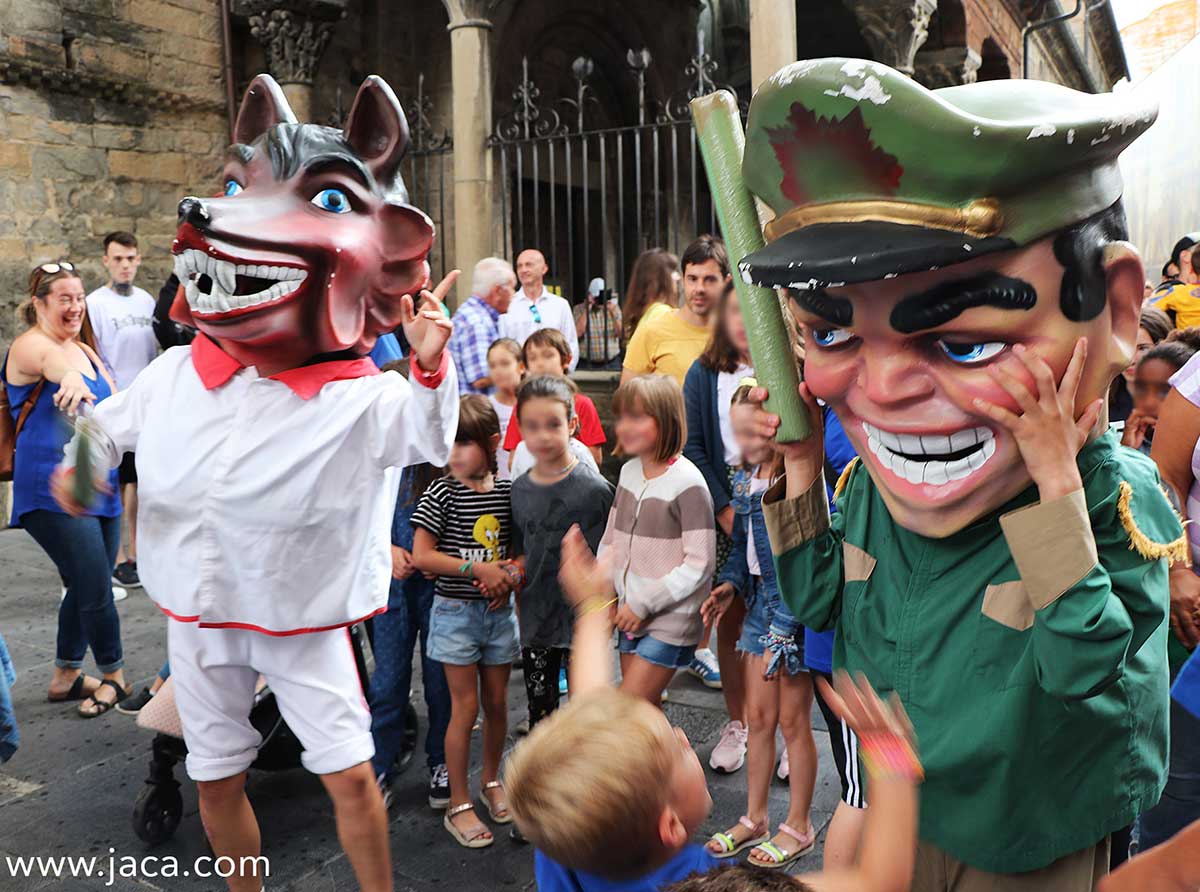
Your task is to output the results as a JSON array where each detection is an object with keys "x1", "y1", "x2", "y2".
[{"x1": 190, "y1": 333, "x2": 379, "y2": 400}]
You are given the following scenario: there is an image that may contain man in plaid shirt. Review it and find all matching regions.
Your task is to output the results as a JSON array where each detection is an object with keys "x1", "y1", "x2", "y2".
[{"x1": 448, "y1": 257, "x2": 517, "y2": 394}]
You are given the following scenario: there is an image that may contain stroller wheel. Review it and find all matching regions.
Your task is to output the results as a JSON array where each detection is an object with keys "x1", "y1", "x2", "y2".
[
  {"x1": 132, "y1": 783, "x2": 183, "y2": 846},
  {"x1": 395, "y1": 701, "x2": 419, "y2": 776}
]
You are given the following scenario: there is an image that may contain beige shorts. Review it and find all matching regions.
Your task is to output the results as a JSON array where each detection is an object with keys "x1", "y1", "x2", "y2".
[{"x1": 912, "y1": 838, "x2": 1109, "y2": 892}]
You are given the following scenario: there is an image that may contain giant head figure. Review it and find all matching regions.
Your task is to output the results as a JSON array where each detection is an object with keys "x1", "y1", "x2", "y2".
[
  {"x1": 738, "y1": 60, "x2": 1156, "y2": 537},
  {"x1": 171, "y1": 74, "x2": 433, "y2": 369}
]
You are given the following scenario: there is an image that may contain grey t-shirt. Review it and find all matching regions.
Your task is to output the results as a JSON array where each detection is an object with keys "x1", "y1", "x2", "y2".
[{"x1": 511, "y1": 462, "x2": 615, "y2": 649}]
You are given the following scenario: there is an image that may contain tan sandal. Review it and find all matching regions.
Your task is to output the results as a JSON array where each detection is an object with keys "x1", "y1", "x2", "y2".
[
  {"x1": 707, "y1": 816, "x2": 768, "y2": 858},
  {"x1": 748, "y1": 822, "x2": 815, "y2": 869},
  {"x1": 443, "y1": 803, "x2": 493, "y2": 849},
  {"x1": 480, "y1": 780, "x2": 512, "y2": 824}
]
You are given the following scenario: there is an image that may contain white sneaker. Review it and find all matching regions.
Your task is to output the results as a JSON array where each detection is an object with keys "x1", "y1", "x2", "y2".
[
  {"x1": 112, "y1": 586, "x2": 127, "y2": 602},
  {"x1": 709, "y1": 720, "x2": 748, "y2": 773}
]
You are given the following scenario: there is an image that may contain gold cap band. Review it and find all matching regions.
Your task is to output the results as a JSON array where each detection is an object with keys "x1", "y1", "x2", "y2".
[{"x1": 763, "y1": 198, "x2": 1004, "y2": 243}]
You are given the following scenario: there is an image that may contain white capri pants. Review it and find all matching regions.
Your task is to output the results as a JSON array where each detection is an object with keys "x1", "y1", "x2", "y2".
[{"x1": 167, "y1": 619, "x2": 374, "y2": 782}]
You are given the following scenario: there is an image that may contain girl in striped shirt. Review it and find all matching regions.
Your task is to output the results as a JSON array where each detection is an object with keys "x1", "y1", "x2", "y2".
[{"x1": 598, "y1": 375, "x2": 716, "y2": 704}]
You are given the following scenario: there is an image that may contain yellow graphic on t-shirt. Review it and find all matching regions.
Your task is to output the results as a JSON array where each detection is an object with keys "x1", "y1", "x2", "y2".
[{"x1": 470, "y1": 514, "x2": 502, "y2": 562}]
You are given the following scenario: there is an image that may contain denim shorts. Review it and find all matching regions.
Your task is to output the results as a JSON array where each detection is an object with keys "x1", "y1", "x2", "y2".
[
  {"x1": 427, "y1": 596, "x2": 519, "y2": 666},
  {"x1": 617, "y1": 632, "x2": 696, "y2": 670},
  {"x1": 737, "y1": 581, "x2": 806, "y2": 676}
]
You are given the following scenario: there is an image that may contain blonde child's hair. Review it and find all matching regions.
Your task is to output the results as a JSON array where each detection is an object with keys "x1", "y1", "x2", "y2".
[
  {"x1": 506, "y1": 688, "x2": 678, "y2": 879},
  {"x1": 611, "y1": 374, "x2": 686, "y2": 463}
]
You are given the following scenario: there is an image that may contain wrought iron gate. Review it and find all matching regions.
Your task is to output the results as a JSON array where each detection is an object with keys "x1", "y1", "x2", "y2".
[
  {"x1": 489, "y1": 35, "x2": 744, "y2": 366},
  {"x1": 400, "y1": 74, "x2": 453, "y2": 284}
]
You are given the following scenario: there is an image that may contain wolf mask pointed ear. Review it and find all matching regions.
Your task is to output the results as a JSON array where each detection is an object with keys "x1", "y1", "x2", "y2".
[
  {"x1": 233, "y1": 74, "x2": 298, "y2": 144},
  {"x1": 343, "y1": 75, "x2": 411, "y2": 185}
]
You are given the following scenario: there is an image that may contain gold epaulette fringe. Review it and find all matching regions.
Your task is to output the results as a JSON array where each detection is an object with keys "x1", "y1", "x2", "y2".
[
  {"x1": 1117, "y1": 480, "x2": 1191, "y2": 566},
  {"x1": 832, "y1": 457, "x2": 859, "y2": 506}
]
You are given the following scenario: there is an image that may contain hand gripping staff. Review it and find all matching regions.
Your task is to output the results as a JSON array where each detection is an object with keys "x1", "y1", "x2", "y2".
[{"x1": 690, "y1": 90, "x2": 809, "y2": 442}]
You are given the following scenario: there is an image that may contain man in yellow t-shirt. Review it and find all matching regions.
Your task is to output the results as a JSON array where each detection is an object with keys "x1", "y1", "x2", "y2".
[
  {"x1": 621, "y1": 235, "x2": 730, "y2": 386},
  {"x1": 1152, "y1": 243, "x2": 1200, "y2": 328}
]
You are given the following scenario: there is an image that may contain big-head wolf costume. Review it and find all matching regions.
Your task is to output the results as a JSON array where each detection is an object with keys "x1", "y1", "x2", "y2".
[
  {"x1": 725, "y1": 59, "x2": 1185, "y2": 891},
  {"x1": 58, "y1": 73, "x2": 457, "y2": 887}
]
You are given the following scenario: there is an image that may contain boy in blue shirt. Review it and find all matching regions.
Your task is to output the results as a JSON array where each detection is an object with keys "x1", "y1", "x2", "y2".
[{"x1": 506, "y1": 527, "x2": 923, "y2": 892}]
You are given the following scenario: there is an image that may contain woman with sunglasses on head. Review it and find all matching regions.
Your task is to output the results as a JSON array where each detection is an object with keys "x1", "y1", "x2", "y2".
[{"x1": 3, "y1": 262, "x2": 127, "y2": 717}]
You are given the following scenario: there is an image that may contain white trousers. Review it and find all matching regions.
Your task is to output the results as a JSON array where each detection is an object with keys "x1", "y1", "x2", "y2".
[{"x1": 167, "y1": 620, "x2": 374, "y2": 781}]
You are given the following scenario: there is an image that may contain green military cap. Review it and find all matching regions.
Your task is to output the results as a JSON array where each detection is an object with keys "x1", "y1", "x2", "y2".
[{"x1": 738, "y1": 57, "x2": 1157, "y2": 290}]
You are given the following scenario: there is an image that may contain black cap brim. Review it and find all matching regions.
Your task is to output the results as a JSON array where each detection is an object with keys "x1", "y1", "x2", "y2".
[{"x1": 739, "y1": 221, "x2": 1017, "y2": 290}]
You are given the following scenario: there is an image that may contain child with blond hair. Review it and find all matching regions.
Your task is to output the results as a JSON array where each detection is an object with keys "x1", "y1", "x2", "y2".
[{"x1": 504, "y1": 526, "x2": 924, "y2": 892}]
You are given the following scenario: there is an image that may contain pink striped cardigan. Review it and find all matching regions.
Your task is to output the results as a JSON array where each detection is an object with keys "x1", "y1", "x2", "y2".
[{"x1": 598, "y1": 455, "x2": 716, "y2": 646}]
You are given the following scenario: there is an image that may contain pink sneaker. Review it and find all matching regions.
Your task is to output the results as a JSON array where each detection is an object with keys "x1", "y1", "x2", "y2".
[
  {"x1": 777, "y1": 746, "x2": 789, "y2": 781},
  {"x1": 709, "y1": 720, "x2": 747, "y2": 773}
]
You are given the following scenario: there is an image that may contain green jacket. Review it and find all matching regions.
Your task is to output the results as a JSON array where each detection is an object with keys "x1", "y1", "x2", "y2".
[{"x1": 764, "y1": 432, "x2": 1181, "y2": 873}]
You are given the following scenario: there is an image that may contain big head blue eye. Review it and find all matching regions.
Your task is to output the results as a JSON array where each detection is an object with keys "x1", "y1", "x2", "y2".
[
  {"x1": 223, "y1": 180, "x2": 243, "y2": 197},
  {"x1": 311, "y1": 188, "x2": 352, "y2": 214},
  {"x1": 937, "y1": 340, "x2": 1006, "y2": 364},
  {"x1": 812, "y1": 328, "x2": 856, "y2": 348}
]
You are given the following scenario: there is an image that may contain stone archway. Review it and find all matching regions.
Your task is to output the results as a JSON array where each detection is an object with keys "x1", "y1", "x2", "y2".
[
  {"x1": 913, "y1": 0, "x2": 980, "y2": 88},
  {"x1": 977, "y1": 36, "x2": 1013, "y2": 81}
]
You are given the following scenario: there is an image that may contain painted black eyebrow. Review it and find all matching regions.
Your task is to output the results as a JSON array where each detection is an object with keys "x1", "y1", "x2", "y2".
[
  {"x1": 302, "y1": 154, "x2": 374, "y2": 191},
  {"x1": 791, "y1": 288, "x2": 853, "y2": 327},
  {"x1": 227, "y1": 144, "x2": 255, "y2": 164},
  {"x1": 889, "y1": 274, "x2": 1037, "y2": 334}
]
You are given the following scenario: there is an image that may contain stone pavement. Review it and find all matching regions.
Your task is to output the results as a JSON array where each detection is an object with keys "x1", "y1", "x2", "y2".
[{"x1": 0, "y1": 528, "x2": 841, "y2": 891}]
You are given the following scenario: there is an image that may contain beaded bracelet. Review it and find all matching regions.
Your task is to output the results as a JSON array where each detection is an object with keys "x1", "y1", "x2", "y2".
[
  {"x1": 502, "y1": 563, "x2": 524, "y2": 588},
  {"x1": 859, "y1": 731, "x2": 924, "y2": 782}
]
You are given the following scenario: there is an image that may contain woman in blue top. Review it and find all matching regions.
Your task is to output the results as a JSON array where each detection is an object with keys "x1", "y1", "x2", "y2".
[
  {"x1": 3, "y1": 262, "x2": 126, "y2": 717},
  {"x1": 682, "y1": 283, "x2": 753, "y2": 772}
]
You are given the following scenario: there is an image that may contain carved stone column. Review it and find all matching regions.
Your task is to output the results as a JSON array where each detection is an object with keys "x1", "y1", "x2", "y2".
[
  {"x1": 749, "y1": 0, "x2": 796, "y2": 91},
  {"x1": 244, "y1": 0, "x2": 347, "y2": 122},
  {"x1": 441, "y1": 0, "x2": 503, "y2": 308},
  {"x1": 914, "y1": 46, "x2": 982, "y2": 89},
  {"x1": 845, "y1": 0, "x2": 937, "y2": 76}
]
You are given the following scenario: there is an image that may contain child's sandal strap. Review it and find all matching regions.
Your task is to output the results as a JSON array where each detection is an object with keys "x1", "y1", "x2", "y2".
[
  {"x1": 709, "y1": 832, "x2": 737, "y2": 854},
  {"x1": 754, "y1": 842, "x2": 787, "y2": 863},
  {"x1": 447, "y1": 802, "x2": 475, "y2": 818},
  {"x1": 737, "y1": 816, "x2": 759, "y2": 832},
  {"x1": 483, "y1": 781, "x2": 503, "y2": 791},
  {"x1": 778, "y1": 822, "x2": 813, "y2": 844}
]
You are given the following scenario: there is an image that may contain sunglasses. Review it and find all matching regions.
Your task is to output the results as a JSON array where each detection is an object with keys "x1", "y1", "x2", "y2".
[
  {"x1": 529, "y1": 304, "x2": 543, "y2": 325},
  {"x1": 38, "y1": 261, "x2": 75, "y2": 274}
]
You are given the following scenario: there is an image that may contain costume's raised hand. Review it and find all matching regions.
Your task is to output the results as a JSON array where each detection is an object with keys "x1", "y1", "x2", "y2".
[
  {"x1": 746, "y1": 382, "x2": 825, "y2": 493},
  {"x1": 973, "y1": 338, "x2": 1102, "y2": 502},
  {"x1": 401, "y1": 268, "x2": 459, "y2": 373}
]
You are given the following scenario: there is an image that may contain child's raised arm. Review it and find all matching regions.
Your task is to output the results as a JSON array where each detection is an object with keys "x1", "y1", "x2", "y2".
[
  {"x1": 803, "y1": 673, "x2": 921, "y2": 892},
  {"x1": 558, "y1": 525, "x2": 616, "y2": 697}
]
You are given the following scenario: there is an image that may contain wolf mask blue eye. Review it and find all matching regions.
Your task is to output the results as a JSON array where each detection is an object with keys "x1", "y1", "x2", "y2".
[{"x1": 311, "y1": 187, "x2": 352, "y2": 214}]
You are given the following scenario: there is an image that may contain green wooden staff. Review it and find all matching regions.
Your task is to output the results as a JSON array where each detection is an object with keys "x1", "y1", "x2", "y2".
[{"x1": 690, "y1": 91, "x2": 809, "y2": 442}]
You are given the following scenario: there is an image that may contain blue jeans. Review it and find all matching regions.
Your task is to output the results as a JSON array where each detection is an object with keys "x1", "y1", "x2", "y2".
[
  {"x1": 22, "y1": 510, "x2": 124, "y2": 672},
  {"x1": 617, "y1": 632, "x2": 696, "y2": 670},
  {"x1": 0, "y1": 632, "x2": 17, "y2": 762},
  {"x1": 1138, "y1": 692, "x2": 1200, "y2": 851},
  {"x1": 369, "y1": 574, "x2": 450, "y2": 779}
]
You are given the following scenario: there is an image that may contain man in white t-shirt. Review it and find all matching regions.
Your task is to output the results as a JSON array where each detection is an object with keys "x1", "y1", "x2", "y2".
[
  {"x1": 86, "y1": 231, "x2": 158, "y2": 589},
  {"x1": 499, "y1": 249, "x2": 579, "y2": 371}
]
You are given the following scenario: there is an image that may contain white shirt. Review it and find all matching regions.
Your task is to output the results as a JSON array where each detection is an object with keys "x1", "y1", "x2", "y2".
[
  {"x1": 69, "y1": 343, "x2": 458, "y2": 634},
  {"x1": 85, "y1": 284, "x2": 158, "y2": 390},
  {"x1": 499, "y1": 287, "x2": 580, "y2": 371},
  {"x1": 490, "y1": 396, "x2": 515, "y2": 481},
  {"x1": 509, "y1": 437, "x2": 599, "y2": 481},
  {"x1": 746, "y1": 474, "x2": 770, "y2": 576},
  {"x1": 717, "y1": 364, "x2": 754, "y2": 466}
]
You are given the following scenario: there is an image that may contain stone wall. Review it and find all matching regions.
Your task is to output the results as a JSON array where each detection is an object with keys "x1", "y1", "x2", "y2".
[{"x1": 0, "y1": 0, "x2": 228, "y2": 344}]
